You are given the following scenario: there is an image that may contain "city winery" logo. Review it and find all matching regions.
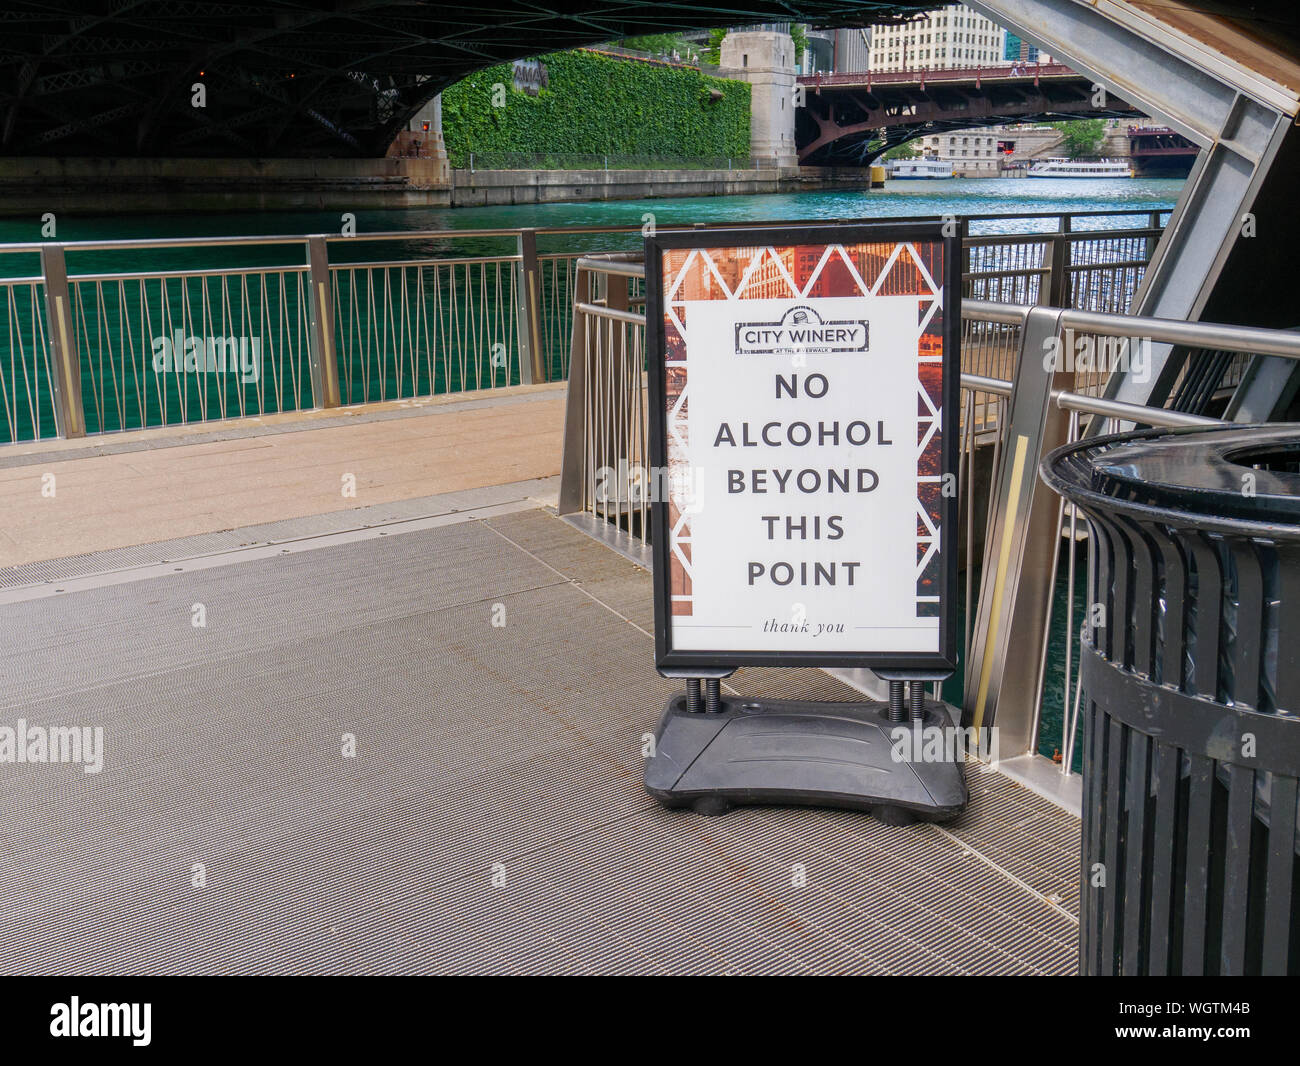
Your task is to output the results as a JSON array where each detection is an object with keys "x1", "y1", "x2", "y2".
[{"x1": 734, "y1": 305, "x2": 869, "y2": 356}]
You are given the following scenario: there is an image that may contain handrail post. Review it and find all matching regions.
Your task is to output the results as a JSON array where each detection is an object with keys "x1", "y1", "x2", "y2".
[
  {"x1": 557, "y1": 264, "x2": 591, "y2": 515},
  {"x1": 1040, "y1": 221, "x2": 1070, "y2": 308},
  {"x1": 39, "y1": 244, "x2": 85, "y2": 439},
  {"x1": 516, "y1": 229, "x2": 545, "y2": 384},
  {"x1": 962, "y1": 305, "x2": 1075, "y2": 758},
  {"x1": 306, "y1": 236, "x2": 340, "y2": 409},
  {"x1": 958, "y1": 216, "x2": 971, "y2": 290},
  {"x1": 1144, "y1": 208, "x2": 1163, "y2": 268}
]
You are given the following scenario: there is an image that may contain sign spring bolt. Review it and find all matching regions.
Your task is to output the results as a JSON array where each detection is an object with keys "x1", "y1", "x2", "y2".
[
  {"x1": 888, "y1": 680, "x2": 906, "y2": 722},
  {"x1": 686, "y1": 678, "x2": 702, "y2": 713},
  {"x1": 910, "y1": 681, "x2": 926, "y2": 721},
  {"x1": 705, "y1": 678, "x2": 721, "y2": 714}
]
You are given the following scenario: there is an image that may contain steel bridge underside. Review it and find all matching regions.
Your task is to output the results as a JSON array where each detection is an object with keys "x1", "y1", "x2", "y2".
[{"x1": 0, "y1": 1, "x2": 931, "y2": 159}]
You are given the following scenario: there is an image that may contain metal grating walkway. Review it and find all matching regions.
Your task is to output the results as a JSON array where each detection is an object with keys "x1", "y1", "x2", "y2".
[{"x1": 0, "y1": 504, "x2": 1079, "y2": 975}]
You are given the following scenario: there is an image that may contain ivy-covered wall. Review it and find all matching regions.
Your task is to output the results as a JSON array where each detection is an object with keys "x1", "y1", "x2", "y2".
[{"x1": 441, "y1": 51, "x2": 750, "y2": 167}]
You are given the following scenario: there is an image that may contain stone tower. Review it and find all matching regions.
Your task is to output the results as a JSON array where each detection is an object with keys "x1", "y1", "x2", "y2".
[{"x1": 718, "y1": 31, "x2": 798, "y2": 168}]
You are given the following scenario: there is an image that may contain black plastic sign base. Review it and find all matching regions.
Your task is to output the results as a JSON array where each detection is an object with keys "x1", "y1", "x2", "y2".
[{"x1": 644, "y1": 694, "x2": 969, "y2": 824}]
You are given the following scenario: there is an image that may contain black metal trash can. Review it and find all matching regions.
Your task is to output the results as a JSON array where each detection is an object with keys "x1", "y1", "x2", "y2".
[{"x1": 1041, "y1": 425, "x2": 1300, "y2": 976}]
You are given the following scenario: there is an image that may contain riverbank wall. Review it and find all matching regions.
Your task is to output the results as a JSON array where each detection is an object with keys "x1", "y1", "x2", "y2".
[
  {"x1": 0, "y1": 158, "x2": 866, "y2": 216},
  {"x1": 0, "y1": 157, "x2": 453, "y2": 216},
  {"x1": 449, "y1": 165, "x2": 864, "y2": 207}
]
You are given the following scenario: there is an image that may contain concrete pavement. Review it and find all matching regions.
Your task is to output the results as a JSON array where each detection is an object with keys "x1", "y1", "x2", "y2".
[{"x1": 0, "y1": 383, "x2": 566, "y2": 567}]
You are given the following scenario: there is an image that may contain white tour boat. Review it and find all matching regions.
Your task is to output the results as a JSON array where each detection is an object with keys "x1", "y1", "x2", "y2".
[
  {"x1": 1026, "y1": 157, "x2": 1133, "y2": 178},
  {"x1": 887, "y1": 157, "x2": 954, "y2": 180}
]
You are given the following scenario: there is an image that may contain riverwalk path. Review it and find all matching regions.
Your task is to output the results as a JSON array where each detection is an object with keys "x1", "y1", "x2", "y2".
[{"x1": 0, "y1": 383, "x2": 566, "y2": 568}]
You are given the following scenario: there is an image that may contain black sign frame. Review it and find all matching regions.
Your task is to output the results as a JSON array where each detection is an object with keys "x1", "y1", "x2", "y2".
[{"x1": 645, "y1": 221, "x2": 961, "y2": 675}]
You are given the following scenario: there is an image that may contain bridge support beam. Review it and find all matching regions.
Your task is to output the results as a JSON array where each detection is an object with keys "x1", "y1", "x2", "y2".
[
  {"x1": 969, "y1": 0, "x2": 1300, "y2": 413},
  {"x1": 963, "y1": 306, "x2": 1074, "y2": 757}
]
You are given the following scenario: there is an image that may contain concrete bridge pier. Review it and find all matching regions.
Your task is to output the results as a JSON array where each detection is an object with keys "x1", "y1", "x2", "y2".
[{"x1": 389, "y1": 93, "x2": 450, "y2": 169}]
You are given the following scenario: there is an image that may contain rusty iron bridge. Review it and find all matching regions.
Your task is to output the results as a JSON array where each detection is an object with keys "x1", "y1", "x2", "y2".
[{"x1": 795, "y1": 63, "x2": 1139, "y2": 164}]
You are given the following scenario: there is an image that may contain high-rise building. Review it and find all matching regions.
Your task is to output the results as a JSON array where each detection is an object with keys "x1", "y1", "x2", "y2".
[
  {"x1": 830, "y1": 27, "x2": 872, "y2": 72},
  {"x1": 868, "y1": 5, "x2": 1008, "y2": 71},
  {"x1": 1002, "y1": 31, "x2": 1053, "y2": 65}
]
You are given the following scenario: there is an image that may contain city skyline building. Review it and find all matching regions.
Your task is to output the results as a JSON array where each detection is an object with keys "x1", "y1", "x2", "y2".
[{"x1": 868, "y1": 5, "x2": 1008, "y2": 71}]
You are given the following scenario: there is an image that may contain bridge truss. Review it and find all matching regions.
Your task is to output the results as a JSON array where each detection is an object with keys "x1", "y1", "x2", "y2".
[
  {"x1": 795, "y1": 65, "x2": 1138, "y2": 164},
  {"x1": 0, "y1": 0, "x2": 928, "y2": 158}
]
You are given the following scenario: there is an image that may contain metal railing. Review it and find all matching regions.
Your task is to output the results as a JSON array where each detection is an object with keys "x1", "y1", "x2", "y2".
[
  {"x1": 0, "y1": 208, "x2": 1168, "y2": 445},
  {"x1": 330, "y1": 256, "x2": 522, "y2": 402},
  {"x1": 556, "y1": 258, "x2": 1300, "y2": 774},
  {"x1": 0, "y1": 275, "x2": 53, "y2": 443},
  {"x1": 68, "y1": 266, "x2": 316, "y2": 434},
  {"x1": 579, "y1": 44, "x2": 715, "y2": 75},
  {"x1": 458, "y1": 151, "x2": 745, "y2": 172},
  {"x1": 798, "y1": 62, "x2": 1078, "y2": 89}
]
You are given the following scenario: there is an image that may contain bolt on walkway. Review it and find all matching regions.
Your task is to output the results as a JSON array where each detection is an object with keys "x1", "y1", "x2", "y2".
[{"x1": 0, "y1": 478, "x2": 1079, "y2": 975}]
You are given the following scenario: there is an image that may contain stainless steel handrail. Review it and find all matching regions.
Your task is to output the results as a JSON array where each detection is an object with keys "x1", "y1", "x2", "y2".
[
  {"x1": 559, "y1": 272, "x2": 1298, "y2": 781},
  {"x1": 0, "y1": 207, "x2": 1171, "y2": 257},
  {"x1": 0, "y1": 209, "x2": 1174, "y2": 447},
  {"x1": 1053, "y1": 390, "x2": 1220, "y2": 425},
  {"x1": 1059, "y1": 306, "x2": 1300, "y2": 359},
  {"x1": 573, "y1": 302, "x2": 645, "y2": 326}
]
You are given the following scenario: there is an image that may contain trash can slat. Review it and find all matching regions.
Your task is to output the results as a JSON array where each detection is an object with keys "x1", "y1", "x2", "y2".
[
  {"x1": 1111, "y1": 523, "x2": 1134, "y2": 670},
  {"x1": 1220, "y1": 762, "x2": 1255, "y2": 974},
  {"x1": 1182, "y1": 754, "x2": 1215, "y2": 976},
  {"x1": 1148, "y1": 523, "x2": 1186, "y2": 688},
  {"x1": 1123, "y1": 728, "x2": 1151, "y2": 973},
  {"x1": 1126, "y1": 519, "x2": 1157, "y2": 679},
  {"x1": 1101, "y1": 714, "x2": 1125, "y2": 974},
  {"x1": 1262, "y1": 774, "x2": 1297, "y2": 975},
  {"x1": 1147, "y1": 740, "x2": 1179, "y2": 975},
  {"x1": 1094, "y1": 523, "x2": 1113, "y2": 662},
  {"x1": 1081, "y1": 696, "x2": 1103, "y2": 976},
  {"x1": 1186, "y1": 534, "x2": 1223, "y2": 702},
  {"x1": 1228, "y1": 540, "x2": 1265, "y2": 711},
  {"x1": 1277, "y1": 546, "x2": 1300, "y2": 714}
]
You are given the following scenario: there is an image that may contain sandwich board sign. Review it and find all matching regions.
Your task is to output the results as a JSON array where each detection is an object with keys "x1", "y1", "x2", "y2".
[
  {"x1": 642, "y1": 221, "x2": 966, "y2": 822},
  {"x1": 645, "y1": 222, "x2": 960, "y2": 674}
]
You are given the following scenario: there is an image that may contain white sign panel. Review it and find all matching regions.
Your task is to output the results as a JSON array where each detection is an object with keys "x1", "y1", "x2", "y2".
[{"x1": 675, "y1": 295, "x2": 935, "y2": 653}]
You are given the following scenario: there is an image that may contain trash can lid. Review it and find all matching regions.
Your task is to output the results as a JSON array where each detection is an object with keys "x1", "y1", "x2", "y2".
[{"x1": 1041, "y1": 424, "x2": 1300, "y2": 533}]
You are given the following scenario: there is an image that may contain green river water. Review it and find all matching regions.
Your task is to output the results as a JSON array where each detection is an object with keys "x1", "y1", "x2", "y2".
[{"x1": 0, "y1": 174, "x2": 1184, "y2": 253}]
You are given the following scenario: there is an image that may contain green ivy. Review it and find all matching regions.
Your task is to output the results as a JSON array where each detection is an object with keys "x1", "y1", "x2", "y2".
[
  {"x1": 1050, "y1": 119, "x2": 1107, "y2": 159},
  {"x1": 441, "y1": 50, "x2": 751, "y2": 168}
]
